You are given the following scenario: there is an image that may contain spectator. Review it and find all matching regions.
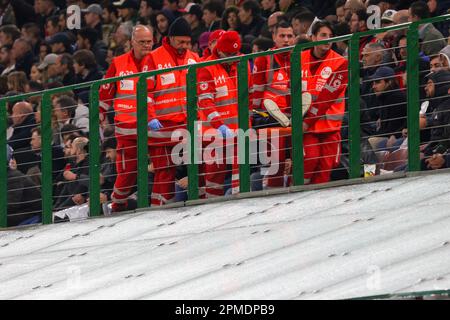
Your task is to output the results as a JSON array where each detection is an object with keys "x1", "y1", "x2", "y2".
[
  {"x1": 368, "y1": 66, "x2": 407, "y2": 152},
  {"x1": 7, "y1": 71, "x2": 29, "y2": 93},
  {"x1": 221, "y1": 6, "x2": 241, "y2": 31},
  {"x1": 113, "y1": 22, "x2": 133, "y2": 51},
  {"x1": 99, "y1": 137, "x2": 118, "y2": 205},
  {"x1": 114, "y1": 0, "x2": 139, "y2": 25},
  {"x1": 72, "y1": 49, "x2": 103, "y2": 97},
  {"x1": 291, "y1": 11, "x2": 315, "y2": 42},
  {"x1": 238, "y1": 0, "x2": 266, "y2": 43},
  {"x1": 11, "y1": 38, "x2": 34, "y2": 77},
  {"x1": 102, "y1": 5, "x2": 119, "y2": 42},
  {"x1": 82, "y1": 4, "x2": 104, "y2": 40},
  {"x1": 139, "y1": 0, "x2": 163, "y2": 22},
  {"x1": 202, "y1": 0, "x2": 224, "y2": 31},
  {"x1": 440, "y1": 45, "x2": 450, "y2": 70},
  {"x1": 261, "y1": 0, "x2": 280, "y2": 19},
  {"x1": 8, "y1": 101, "x2": 37, "y2": 151},
  {"x1": 35, "y1": 0, "x2": 60, "y2": 36},
  {"x1": 7, "y1": 145, "x2": 42, "y2": 227},
  {"x1": 29, "y1": 63, "x2": 43, "y2": 83},
  {"x1": 260, "y1": 11, "x2": 285, "y2": 39},
  {"x1": 0, "y1": 44, "x2": 15, "y2": 76},
  {"x1": 182, "y1": 3, "x2": 207, "y2": 52},
  {"x1": 54, "y1": 53, "x2": 76, "y2": 86},
  {"x1": 343, "y1": 0, "x2": 365, "y2": 23},
  {"x1": 361, "y1": 42, "x2": 385, "y2": 121},
  {"x1": 45, "y1": 15, "x2": 62, "y2": 39},
  {"x1": 333, "y1": 22, "x2": 351, "y2": 57},
  {"x1": 54, "y1": 136, "x2": 90, "y2": 210},
  {"x1": 54, "y1": 95, "x2": 89, "y2": 136},
  {"x1": 335, "y1": 0, "x2": 346, "y2": 23},
  {"x1": 421, "y1": 70, "x2": 450, "y2": 165},
  {"x1": 279, "y1": 0, "x2": 310, "y2": 21},
  {"x1": 47, "y1": 32, "x2": 73, "y2": 54},
  {"x1": 76, "y1": 27, "x2": 108, "y2": 71},
  {"x1": 409, "y1": 1, "x2": 446, "y2": 56},
  {"x1": 37, "y1": 53, "x2": 59, "y2": 84},
  {"x1": 152, "y1": 9, "x2": 175, "y2": 48},
  {"x1": 14, "y1": 126, "x2": 65, "y2": 181},
  {"x1": 163, "y1": 0, "x2": 181, "y2": 19},
  {"x1": 21, "y1": 23, "x2": 42, "y2": 58},
  {"x1": 251, "y1": 37, "x2": 274, "y2": 53},
  {"x1": 0, "y1": 25, "x2": 21, "y2": 47}
]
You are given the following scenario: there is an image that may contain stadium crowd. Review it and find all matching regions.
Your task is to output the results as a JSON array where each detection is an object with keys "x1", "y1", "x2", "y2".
[{"x1": 2, "y1": 0, "x2": 450, "y2": 226}]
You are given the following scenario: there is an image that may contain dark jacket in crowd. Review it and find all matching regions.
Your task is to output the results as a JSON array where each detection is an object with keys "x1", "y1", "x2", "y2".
[
  {"x1": 8, "y1": 114, "x2": 36, "y2": 151},
  {"x1": 375, "y1": 87, "x2": 407, "y2": 138},
  {"x1": 7, "y1": 168, "x2": 42, "y2": 227},
  {"x1": 239, "y1": 15, "x2": 266, "y2": 42},
  {"x1": 74, "y1": 67, "x2": 103, "y2": 98},
  {"x1": 15, "y1": 50, "x2": 35, "y2": 78},
  {"x1": 93, "y1": 40, "x2": 109, "y2": 71},
  {"x1": 14, "y1": 145, "x2": 66, "y2": 179}
]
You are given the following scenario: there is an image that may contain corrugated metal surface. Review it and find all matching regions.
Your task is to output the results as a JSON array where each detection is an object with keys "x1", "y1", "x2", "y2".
[{"x1": 0, "y1": 172, "x2": 449, "y2": 299}]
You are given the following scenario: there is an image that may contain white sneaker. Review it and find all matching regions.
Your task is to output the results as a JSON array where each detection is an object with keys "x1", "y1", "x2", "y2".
[{"x1": 263, "y1": 99, "x2": 291, "y2": 127}]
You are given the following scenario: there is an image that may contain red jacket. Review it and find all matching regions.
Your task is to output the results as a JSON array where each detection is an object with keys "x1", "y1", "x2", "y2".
[
  {"x1": 301, "y1": 48, "x2": 348, "y2": 133},
  {"x1": 99, "y1": 50, "x2": 151, "y2": 139}
]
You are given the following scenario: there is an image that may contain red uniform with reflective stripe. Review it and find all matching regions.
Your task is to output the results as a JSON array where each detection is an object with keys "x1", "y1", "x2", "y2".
[
  {"x1": 99, "y1": 50, "x2": 150, "y2": 211},
  {"x1": 252, "y1": 50, "x2": 291, "y2": 116},
  {"x1": 197, "y1": 51, "x2": 253, "y2": 195},
  {"x1": 143, "y1": 39, "x2": 201, "y2": 205},
  {"x1": 301, "y1": 48, "x2": 348, "y2": 133},
  {"x1": 301, "y1": 48, "x2": 348, "y2": 184},
  {"x1": 99, "y1": 50, "x2": 152, "y2": 140}
]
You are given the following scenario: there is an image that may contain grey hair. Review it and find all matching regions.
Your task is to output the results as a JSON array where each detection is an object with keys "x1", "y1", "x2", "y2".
[{"x1": 119, "y1": 22, "x2": 133, "y2": 39}]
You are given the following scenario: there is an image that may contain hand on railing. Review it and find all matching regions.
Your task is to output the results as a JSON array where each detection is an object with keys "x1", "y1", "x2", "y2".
[
  {"x1": 218, "y1": 124, "x2": 234, "y2": 138},
  {"x1": 148, "y1": 119, "x2": 163, "y2": 131}
]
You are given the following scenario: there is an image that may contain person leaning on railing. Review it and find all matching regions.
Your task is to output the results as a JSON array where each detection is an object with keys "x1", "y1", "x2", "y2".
[{"x1": 99, "y1": 25, "x2": 154, "y2": 213}]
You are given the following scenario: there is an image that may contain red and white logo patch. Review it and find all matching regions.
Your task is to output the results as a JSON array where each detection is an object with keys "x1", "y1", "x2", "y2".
[{"x1": 200, "y1": 82, "x2": 208, "y2": 91}]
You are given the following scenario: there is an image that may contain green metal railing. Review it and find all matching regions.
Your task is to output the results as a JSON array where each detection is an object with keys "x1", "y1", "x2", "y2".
[{"x1": 1, "y1": 14, "x2": 449, "y2": 228}]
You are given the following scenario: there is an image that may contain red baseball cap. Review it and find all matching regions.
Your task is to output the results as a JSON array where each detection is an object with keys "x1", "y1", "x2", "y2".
[
  {"x1": 215, "y1": 31, "x2": 241, "y2": 54},
  {"x1": 208, "y1": 29, "x2": 225, "y2": 45}
]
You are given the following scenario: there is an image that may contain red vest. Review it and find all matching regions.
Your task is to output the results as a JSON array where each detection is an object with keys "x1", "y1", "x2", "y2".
[
  {"x1": 263, "y1": 53, "x2": 291, "y2": 116},
  {"x1": 150, "y1": 46, "x2": 198, "y2": 123},
  {"x1": 111, "y1": 51, "x2": 151, "y2": 139},
  {"x1": 301, "y1": 49, "x2": 346, "y2": 133},
  {"x1": 200, "y1": 58, "x2": 239, "y2": 130}
]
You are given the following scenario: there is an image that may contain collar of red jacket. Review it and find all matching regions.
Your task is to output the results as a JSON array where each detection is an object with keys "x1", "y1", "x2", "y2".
[{"x1": 162, "y1": 37, "x2": 187, "y2": 60}]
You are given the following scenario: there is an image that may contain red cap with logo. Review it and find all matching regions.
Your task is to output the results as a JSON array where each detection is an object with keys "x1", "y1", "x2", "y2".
[
  {"x1": 208, "y1": 29, "x2": 225, "y2": 45},
  {"x1": 215, "y1": 31, "x2": 241, "y2": 54}
]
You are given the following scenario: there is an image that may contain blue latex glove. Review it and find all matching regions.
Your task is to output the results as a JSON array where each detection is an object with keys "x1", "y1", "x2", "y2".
[
  {"x1": 218, "y1": 124, "x2": 233, "y2": 138},
  {"x1": 148, "y1": 119, "x2": 163, "y2": 131}
]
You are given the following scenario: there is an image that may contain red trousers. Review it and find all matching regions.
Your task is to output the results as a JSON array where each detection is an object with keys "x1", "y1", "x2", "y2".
[
  {"x1": 150, "y1": 145, "x2": 177, "y2": 206},
  {"x1": 111, "y1": 138, "x2": 150, "y2": 211},
  {"x1": 303, "y1": 130, "x2": 341, "y2": 184}
]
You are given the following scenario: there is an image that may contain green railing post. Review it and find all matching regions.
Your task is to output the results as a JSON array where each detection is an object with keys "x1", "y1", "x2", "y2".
[
  {"x1": 406, "y1": 23, "x2": 421, "y2": 172},
  {"x1": 186, "y1": 67, "x2": 199, "y2": 200},
  {"x1": 136, "y1": 76, "x2": 149, "y2": 208},
  {"x1": 89, "y1": 86, "x2": 101, "y2": 217},
  {"x1": 41, "y1": 94, "x2": 53, "y2": 224},
  {"x1": 290, "y1": 46, "x2": 304, "y2": 186},
  {"x1": 237, "y1": 57, "x2": 250, "y2": 193},
  {"x1": 348, "y1": 35, "x2": 362, "y2": 179},
  {"x1": 0, "y1": 99, "x2": 7, "y2": 228}
]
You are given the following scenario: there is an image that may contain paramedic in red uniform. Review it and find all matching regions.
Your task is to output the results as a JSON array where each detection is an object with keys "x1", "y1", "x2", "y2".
[
  {"x1": 144, "y1": 17, "x2": 207, "y2": 206},
  {"x1": 301, "y1": 20, "x2": 348, "y2": 184},
  {"x1": 99, "y1": 25, "x2": 154, "y2": 212},
  {"x1": 252, "y1": 20, "x2": 295, "y2": 188},
  {"x1": 197, "y1": 31, "x2": 253, "y2": 195}
]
